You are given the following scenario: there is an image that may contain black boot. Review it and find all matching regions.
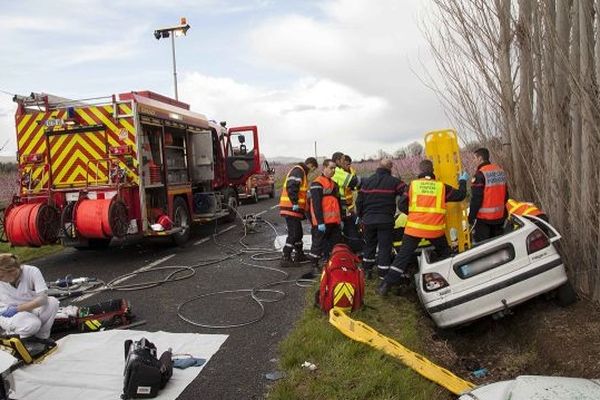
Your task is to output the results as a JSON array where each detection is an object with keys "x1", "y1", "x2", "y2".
[
  {"x1": 293, "y1": 248, "x2": 308, "y2": 263},
  {"x1": 280, "y1": 253, "x2": 296, "y2": 268},
  {"x1": 376, "y1": 280, "x2": 391, "y2": 296}
]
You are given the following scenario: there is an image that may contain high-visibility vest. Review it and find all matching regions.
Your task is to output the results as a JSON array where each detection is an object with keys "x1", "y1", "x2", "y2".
[
  {"x1": 332, "y1": 167, "x2": 352, "y2": 212},
  {"x1": 279, "y1": 165, "x2": 308, "y2": 218},
  {"x1": 344, "y1": 167, "x2": 357, "y2": 213},
  {"x1": 393, "y1": 212, "x2": 431, "y2": 247},
  {"x1": 310, "y1": 176, "x2": 342, "y2": 226},
  {"x1": 476, "y1": 164, "x2": 507, "y2": 221},
  {"x1": 405, "y1": 178, "x2": 447, "y2": 239},
  {"x1": 506, "y1": 198, "x2": 543, "y2": 217}
]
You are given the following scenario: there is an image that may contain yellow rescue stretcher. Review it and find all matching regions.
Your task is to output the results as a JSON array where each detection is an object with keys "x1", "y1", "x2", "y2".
[{"x1": 424, "y1": 129, "x2": 471, "y2": 252}]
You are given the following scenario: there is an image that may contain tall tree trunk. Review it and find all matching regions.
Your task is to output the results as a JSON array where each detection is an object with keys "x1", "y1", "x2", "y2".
[
  {"x1": 552, "y1": 0, "x2": 570, "y2": 230},
  {"x1": 517, "y1": 0, "x2": 535, "y2": 199},
  {"x1": 579, "y1": 0, "x2": 596, "y2": 295},
  {"x1": 497, "y1": 0, "x2": 520, "y2": 194}
]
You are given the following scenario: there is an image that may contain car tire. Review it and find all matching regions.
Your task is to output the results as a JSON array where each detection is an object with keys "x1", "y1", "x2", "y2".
[
  {"x1": 172, "y1": 197, "x2": 191, "y2": 246},
  {"x1": 223, "y1": 189, "x2": 238, "y2": 223},
  {"x1": 556, "y1": 282, "x2": 577, "y2": 307},
  {"x1": 268, "y1": 184, "x2": 275, "y2": 199}
]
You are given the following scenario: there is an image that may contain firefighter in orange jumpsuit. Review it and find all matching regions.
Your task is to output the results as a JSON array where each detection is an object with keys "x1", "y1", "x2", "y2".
[{"x1": 279, "y1": 157, "x2": 318, "y2": 267}]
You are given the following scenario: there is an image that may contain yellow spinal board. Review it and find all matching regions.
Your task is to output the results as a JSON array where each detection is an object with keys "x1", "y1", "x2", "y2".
[{"x1": 424, "y1": 129, "x2": 471, "y2": 252}]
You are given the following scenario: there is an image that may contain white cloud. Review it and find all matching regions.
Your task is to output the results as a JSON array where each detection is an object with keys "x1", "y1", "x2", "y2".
[
  {"x1": 179, "y1": 72, "x2": 420, "y2": 160},
  {"x1": 0, "y1": 96, "x2": 16, "y2": 156},
  {"x1": 244, "y1": 0, "x2": 448, "y2": 157}
]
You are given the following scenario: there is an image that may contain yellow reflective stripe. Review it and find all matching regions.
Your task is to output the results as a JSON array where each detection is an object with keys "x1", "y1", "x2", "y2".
[
  {"x1": 410, "y1": 206, "x2": 446, "y2": 214},
  {"x1": 280, "y1": 196, "x2": 306, "y2": 204},
  {"x1": 333, "y1": 283, "x2": 354, "y2": 305},
  {"x1": 405, "y1": 220, "x2": 446, "y2": 231},
  {"x1": 523, "y1": 206, "x2": 538, "y2": 215}
]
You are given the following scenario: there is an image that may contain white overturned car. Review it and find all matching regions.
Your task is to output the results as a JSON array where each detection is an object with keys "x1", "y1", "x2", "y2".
[{"x1": 416, "y1": 215, "x2": 575, "y2": 329}]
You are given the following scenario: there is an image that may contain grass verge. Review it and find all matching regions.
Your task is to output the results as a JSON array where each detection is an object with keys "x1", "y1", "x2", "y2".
[
  {"x1": 268, "y1": 281, "x2": 452, "y2": 400},
  {"x1": 0, "y1": 243, "x2": 63, "y2": 263}
]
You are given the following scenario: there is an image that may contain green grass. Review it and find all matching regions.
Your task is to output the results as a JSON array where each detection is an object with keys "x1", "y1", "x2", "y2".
[
  {"x1": 0, "y1": 242, "x2": 63, "y2": 263},
  {"x1": 268, "y1": 282, "x2": 450, "y2": 400}
]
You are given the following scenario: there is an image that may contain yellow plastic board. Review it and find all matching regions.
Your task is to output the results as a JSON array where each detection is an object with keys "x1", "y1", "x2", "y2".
[
  {"x1": 329, "y1": 309, "x2": 475, "y2": 395},
  {"x1": 424, "y1": 129, "x2": 471, "y2": 252}
]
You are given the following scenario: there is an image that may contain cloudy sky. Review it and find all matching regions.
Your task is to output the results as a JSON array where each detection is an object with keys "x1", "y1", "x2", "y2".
[{"x1": 0, "y1": 0, "x2": 447, "y2": 160}]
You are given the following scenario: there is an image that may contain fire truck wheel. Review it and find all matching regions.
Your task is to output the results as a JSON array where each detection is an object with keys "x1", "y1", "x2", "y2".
[
  {"x1": 268, "y1": 184, "x2": 275, "y2": 199},
  {"x1": 224, "y1": 189, "x2": 238, "y2": 223},
  {"x1": 172, "y1": 197, "x2": 191, "y2": 246}
]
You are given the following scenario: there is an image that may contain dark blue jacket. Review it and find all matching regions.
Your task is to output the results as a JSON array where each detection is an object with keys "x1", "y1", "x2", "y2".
[{"x1": 356, "y1": 168, "x2": 405, "y2": 225}]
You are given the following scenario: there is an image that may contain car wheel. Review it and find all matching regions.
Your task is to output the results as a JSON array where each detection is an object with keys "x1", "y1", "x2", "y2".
[
  {"x1": 268, "y1": 184, "x2": 275, "y2": 199},
  {"x1": 223, "y1": 189, "x2": 238, "y2": 223},
  {"x1": 172, "y1": 197, "x2": 191, "y2": 246},
  {"x1": 556, "y1": 282, "x2": 577, "y2": 307}
]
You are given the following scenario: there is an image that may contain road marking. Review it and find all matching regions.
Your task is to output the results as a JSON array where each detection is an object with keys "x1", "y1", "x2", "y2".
[
  {"x1": 71, "y1": 254, "x2": 176, "y2": 303},
  {"x1": 194, "y1": 224, "x2": 236, "y2": 246},
  {"x1": 270, "y1": 204, "x2": 279, "y2": 210}
]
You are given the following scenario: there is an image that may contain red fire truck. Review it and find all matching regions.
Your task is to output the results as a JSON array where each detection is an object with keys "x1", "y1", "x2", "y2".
[{"x1": 4, "y1": 91, "x2": 261, "y2": 248}]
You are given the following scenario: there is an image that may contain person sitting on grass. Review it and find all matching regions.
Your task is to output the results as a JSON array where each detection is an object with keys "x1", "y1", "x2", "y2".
[{"x1": 0, "y1": 253, "x2": 58, "y2": 343}]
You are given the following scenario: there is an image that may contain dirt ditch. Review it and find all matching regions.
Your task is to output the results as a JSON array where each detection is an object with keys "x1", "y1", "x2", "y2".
[{"x1": 414, "y1": 291, "x2": 600, "y2": 390}]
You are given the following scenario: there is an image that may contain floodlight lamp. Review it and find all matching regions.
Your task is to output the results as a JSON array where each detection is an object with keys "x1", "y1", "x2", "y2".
[
  {"x1": 161, "y1": 31, "x2": 170, "y2": 39},
  {"x1": 154, "y1": 30, "x2": 161, "y2": 40}
]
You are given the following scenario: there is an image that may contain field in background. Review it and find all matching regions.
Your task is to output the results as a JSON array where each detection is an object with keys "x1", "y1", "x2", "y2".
[
  {"x1": 273, "y1": 152, "x2": 478, "y2": 188},
  {"x1": 0, "y1": 170, "x2": 17, "y2": 206}
]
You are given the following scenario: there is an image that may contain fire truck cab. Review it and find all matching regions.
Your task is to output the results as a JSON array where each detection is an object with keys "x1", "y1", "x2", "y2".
[{"x1": 4, "y1": 90, "x2": 260, "y2": 248}]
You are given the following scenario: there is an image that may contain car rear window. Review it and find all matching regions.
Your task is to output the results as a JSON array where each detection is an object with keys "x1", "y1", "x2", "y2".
[{"x1": 454, "y1": 244, "x2": 516, "y2": 279}]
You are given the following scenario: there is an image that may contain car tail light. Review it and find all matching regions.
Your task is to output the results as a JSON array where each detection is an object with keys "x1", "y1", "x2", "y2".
[
  {"x1": 527, "y1": 229, "x2": 550, "y2": 254},
  {"x1": 422, "y1": 273, "x2": 449, "y2": 292}
]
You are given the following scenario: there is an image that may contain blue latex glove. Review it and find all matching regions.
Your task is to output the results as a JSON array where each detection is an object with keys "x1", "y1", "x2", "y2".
[
  {"x1": 292, "y1": 204, "x2": 300, "y2": 211},
  {"x1": 317, "y1": 224, "x2": 326, "y2": 232},
  {"x1": 458, "y1": 171, "x2": 469, "y2": 182},
  {"x1": 173, "y1": 357, "x2": 206, "y2": 369},
  {"x1": 1, "y1": 305, "x2": 18, "y2": 318}
]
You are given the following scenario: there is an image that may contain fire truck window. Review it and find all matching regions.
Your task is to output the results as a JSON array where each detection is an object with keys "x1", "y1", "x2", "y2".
[{"x1": 233, "y1": 134, "x2": 255, "y2": 157}]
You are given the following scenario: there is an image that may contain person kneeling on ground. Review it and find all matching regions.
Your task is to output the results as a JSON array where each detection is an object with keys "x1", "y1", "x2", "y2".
[
  {"x1": 378, "y1": 160, "x2": 468, "y2": 296},
  {"x1": 0, "y1": 253, "x2": 59, "y2": 341}
]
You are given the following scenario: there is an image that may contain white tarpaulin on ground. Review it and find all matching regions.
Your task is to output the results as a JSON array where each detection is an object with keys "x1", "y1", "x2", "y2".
[
  {"x1": 274, "y1": 234, "x2": 312, "y2": 251},
  {"x1": 11, "y1": 330, "x2": 228, "y2": 400}
]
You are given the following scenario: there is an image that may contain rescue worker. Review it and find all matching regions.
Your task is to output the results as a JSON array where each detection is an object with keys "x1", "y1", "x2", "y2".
[
  {"x1": 0, "y1": 253, "x2": 59, "y2": 342},
  {"x1": 340, "y1": 154, "x2": 363, "y2": 252},
  {"x1": 355, "y1": 158, "x2": 405, "y2": 279},
  {"x1": 307, "y1": 159, "x2": 343, "y2": 277},
  {"x1": 506, "y1": 198, "x2": 548, "y2": 222},
  {"x1": 331, "y1": 151, "x2": 361, "y2": 217},
  {"x1": 279, "y1": 157, "x2": 319, "y2": 267},
  {"x1": 469, "y1": 148, "x2": 509, "y2": 242},
  {"x1": 378, "y1": 160, "x2": 468, "y2": 296}
]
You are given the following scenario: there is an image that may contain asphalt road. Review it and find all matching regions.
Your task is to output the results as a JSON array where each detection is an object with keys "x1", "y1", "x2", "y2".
[{"x1": 32, "y1": 195, "x2": 312, "y2": 400}]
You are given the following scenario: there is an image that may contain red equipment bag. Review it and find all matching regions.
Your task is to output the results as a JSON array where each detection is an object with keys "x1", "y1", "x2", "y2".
[
  {"x1": 52, "y1": 298, "x2": 133, "y2": 333},
  {"x1": 318, "y1": 244, "x2": 364, "y2": 313}
]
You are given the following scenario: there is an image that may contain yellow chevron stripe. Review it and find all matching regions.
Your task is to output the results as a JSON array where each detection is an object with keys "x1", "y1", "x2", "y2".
[
  {"x1": 120, "y1": 104, "x2": 132, "y2": 115},
  {"x1": 17, "y1": 114, "x2": 32, "y2": 134},
  {"x1": 333, "y1": 283, "x2": 354, "y2": 305},
  {"x1": 75, "y1": 108, "x2": 96, "y2": 125},
  {"x1": 53, "y1": 146, "x2": 107, "y2": 185},
  {"x1": 51, "y1": 136, "x2": 105, "y2": 180},
  {"x1": 18, "y1": 113, "x2": 43, "y2": 148},
  {"x1": 89, "y1": 106, "x2": 119, "y2": 133},
  {"x1": 55, "y1": 163, "x2": 106, "y2": 187},
  {"x1": 19, "y1": 110, "x2": 60, "y2": 154},
  {"x1": 120, "y1": 118, "x2": 135, "y2": 135}
]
